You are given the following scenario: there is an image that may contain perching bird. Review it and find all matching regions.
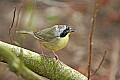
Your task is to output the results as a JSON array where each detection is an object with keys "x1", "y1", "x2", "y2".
[{"x1": 16, "y1": 25, "x2": 75, "y2": 61}]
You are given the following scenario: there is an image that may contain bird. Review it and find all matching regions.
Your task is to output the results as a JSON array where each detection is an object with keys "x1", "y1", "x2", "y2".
[{"x1": 16, "y1": 25, "x2": 75, "y2": 61}]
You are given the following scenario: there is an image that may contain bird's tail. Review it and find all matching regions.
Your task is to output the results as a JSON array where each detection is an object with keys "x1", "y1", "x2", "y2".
[{"x1": 16, "y1": 31, "x2": 34, "y2": 36}]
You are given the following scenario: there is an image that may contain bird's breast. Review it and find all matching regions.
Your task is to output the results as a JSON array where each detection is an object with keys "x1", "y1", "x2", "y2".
[{"x1": 41, "y1": 33, "x2": 70, "y2": 52}]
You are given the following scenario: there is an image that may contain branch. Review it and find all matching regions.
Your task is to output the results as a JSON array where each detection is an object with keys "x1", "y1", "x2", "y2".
[
  {"x1": 88, "y1": 0, "x2": 100, "y2": 79},
  {"x1": 0, "y1": 41, "x2": 87, "y2": 80},
  {"x1": 9, "y1": 7, "x2": 16, "y2": 43},
  {"x1": 91, "y1": 50, "x2": 107, "y2": 76},
  {"x1": 0, "y1": 45, "x2": 44, "y2": 80}
]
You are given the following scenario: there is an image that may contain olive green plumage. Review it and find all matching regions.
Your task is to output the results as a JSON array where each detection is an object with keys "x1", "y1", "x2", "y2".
[{"x1": 16, "y1": 25, "x2": 75, "y2": 60}]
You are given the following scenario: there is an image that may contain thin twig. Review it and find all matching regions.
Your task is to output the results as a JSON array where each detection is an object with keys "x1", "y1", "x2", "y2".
[
  {"x1": 91, "y1": 50, "x2": 107, "y2": 76},
  {"x1": 9, "y1": 7, "x2": 17, "y2": 43},
  {"x1": 88, "y1": 0, "x2": 100, "y2": 80},
  {"x1": 15, "y1": 0, "x2": 29, "y2": 31},
  {"x1": 13, "y1": 5, "x2": 23, "y2": 45},
  {"x1": 15, "y1": 4, "x2": 23, "y2": 31}
]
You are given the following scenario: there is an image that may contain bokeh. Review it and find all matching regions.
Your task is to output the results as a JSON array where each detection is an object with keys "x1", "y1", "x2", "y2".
[{"x1": 0, "y1": 0, "x2": 120, "y2": 80}]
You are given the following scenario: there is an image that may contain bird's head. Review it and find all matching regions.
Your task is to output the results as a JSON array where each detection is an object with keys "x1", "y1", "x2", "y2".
[{"x1": 53, "y1": 25, "x2": 75, "y2": 37}]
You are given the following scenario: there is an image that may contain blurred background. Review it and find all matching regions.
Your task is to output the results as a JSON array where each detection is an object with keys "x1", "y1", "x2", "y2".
[{"x1": 0, "y1": 0, "x2": 120, "y2": 80}]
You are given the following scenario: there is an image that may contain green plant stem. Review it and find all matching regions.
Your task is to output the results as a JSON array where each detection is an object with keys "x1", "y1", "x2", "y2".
[
  {"x1": 0, "y1": 46, "x2": 44, "y2": 80},
  {"x1": 0, "y1": 41, "x2": 87, "y2": 80}
]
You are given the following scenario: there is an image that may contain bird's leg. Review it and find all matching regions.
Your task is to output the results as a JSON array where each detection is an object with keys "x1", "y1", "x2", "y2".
[
  {"x1": 39, "y1": 45, "x2": 49, "y2": 60},
  {"x1": 38, "y1": 42, "x2": 46, "y2": 56},
  {"x1": 52, "y1": 51, "x2": 60, "y2": 61},
  {"x1": 40, "y1": 48, "x2": 47, "y2": 57}
]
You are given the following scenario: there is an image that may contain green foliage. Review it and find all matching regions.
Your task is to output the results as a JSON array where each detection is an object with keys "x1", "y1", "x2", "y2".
[
  {"x1": 46, "y1": 16, "x2": 59, "y2": 24},
  {"x1": 27, "y1": 0, "x2": 35, "y2": 31}
]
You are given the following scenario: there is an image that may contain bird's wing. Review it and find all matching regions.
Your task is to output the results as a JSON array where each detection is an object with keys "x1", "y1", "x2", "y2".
[{"x1": 33, "y1": 27, "x2": 57, "y2": 42}]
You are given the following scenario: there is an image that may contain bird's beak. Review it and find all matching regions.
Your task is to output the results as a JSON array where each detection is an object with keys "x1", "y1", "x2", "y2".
[{"x1": 69, "y1": 28, "x2": 75, "y2": 33}]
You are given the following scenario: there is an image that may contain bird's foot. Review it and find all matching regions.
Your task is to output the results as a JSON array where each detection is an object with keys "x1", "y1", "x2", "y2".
[
  {"x1": 40, "y1": 51, "x2": 49, "y2": 60},
  {"x1": 55, "y1": 55, "x2": 62, "y2": 64},
  {"x1": 52, "y1": 51, "x2": 62, "y2": 64},
  {"x1": 55, "y1": 54, "x2": 59, "y2": 60},
  {"x1": 41, "y1": 51, "x2": 46, "y2": 56}
]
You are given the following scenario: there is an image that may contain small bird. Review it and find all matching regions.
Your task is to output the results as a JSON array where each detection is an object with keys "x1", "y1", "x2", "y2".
[{"x1": 16, "y1": 25, "x2": 75, "y2": 61}]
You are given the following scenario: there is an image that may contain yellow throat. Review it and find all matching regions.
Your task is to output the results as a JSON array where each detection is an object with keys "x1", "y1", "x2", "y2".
[{"x1": 41, "y1": 33, "x2": 70, "y2": 52}]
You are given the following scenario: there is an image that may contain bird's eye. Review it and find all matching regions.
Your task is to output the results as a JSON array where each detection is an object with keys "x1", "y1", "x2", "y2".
[{"x1": 59, "y1": 25, "x2": 70, "y2": 37}]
